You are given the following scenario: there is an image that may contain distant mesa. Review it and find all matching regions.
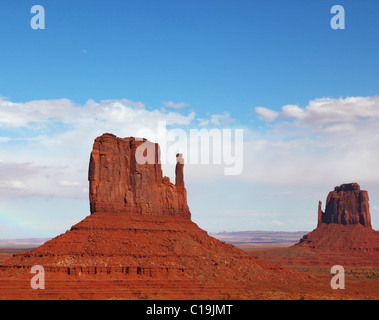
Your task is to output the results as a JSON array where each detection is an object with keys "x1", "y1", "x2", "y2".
[
  {"x1": 296, "y1": 182, "x2": 379, "y2": 259},
  {"x1": 253, "y1": 183, "x2": 379, "y2": 267},
  {"x1": 317, "y1": 182, "x2": 371, "y2": 227}
]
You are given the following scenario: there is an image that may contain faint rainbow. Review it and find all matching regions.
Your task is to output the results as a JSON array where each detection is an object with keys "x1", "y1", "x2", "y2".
[{"x1": 0, "y1": 203, "x2": 27, "y2": 231}]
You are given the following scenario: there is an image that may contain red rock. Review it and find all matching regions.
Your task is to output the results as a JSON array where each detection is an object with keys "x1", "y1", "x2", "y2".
[
  {"x1": 291, "y1": 183, "x2": 379, "y2": 265},
  {"x1": 89, "y1": 133, "x2": 190, "y2": 219},
  {"x1": 319, "y1": 183, "x2": 371, "y2": 227},
  {"x1": 252, "y1": 184, "x2": 379, "y2": 269}
]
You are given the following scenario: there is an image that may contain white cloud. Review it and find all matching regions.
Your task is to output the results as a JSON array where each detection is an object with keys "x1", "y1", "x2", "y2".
[
  {"x1": 249, "y1": 96, "x2": 379, "y2": 188},
  {"x1": 0, "y1": 161, "x2": 85, "y2": 199},
  {"x1": 0, "y1": 98, "x2": 75, "y2": 127},
  {"x1": 282, "y1": 104, "x2": 305, "y2": 120},
  {"x1": 269, "y1": 220, "x2": 285, "y2": 227},
  {"x1": 281, "y1": 96, "x2": 379, "y2": 124},
  {"x1": 198, "y1": 112, "x2": 236, "y2": 126},
  {"x1": 0, "y1": 180, "x2": 26, "y2": 190},
  {"x1": 58, "y1": 181, "x2": 82, "y2": 187},
  {"x1": 255, "y1": 106, "x2": 279, "y2": 122},
  {"x1": 162, "y1": 101, "x2": 189, "y2": 109}
]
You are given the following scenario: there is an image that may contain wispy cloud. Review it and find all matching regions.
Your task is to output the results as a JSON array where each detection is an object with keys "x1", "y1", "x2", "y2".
[
  {"x1": 257, "y1": 95, "x2": 379, "y2": 125},
  {"x1": 162, "y1": 101, "x2": 189, "y2": 109},
  {"x1": 198, "y1": 112, "x2": 236, "y2": 126},
  {"x1": 255, "y1": 106, "x2": 279, "y2": 122}
]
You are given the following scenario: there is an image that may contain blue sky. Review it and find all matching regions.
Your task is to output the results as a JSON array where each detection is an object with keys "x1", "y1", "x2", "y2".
[
  {"x1": 1, "y1": 0, "x2": 379, "y2": 238},
  {"x1": 2, "y1": 0, "x2": 379, "y2": 110}
]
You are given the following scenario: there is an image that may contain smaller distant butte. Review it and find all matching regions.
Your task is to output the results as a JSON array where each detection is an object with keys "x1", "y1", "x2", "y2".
[{"x1": 317, "y1": 182, "x2": 371, "y2": 227}]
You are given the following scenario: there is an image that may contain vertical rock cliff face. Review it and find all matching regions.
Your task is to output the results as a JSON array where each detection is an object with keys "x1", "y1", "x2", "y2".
[
  {"x1": 318, "y1": 183, "x2": 371, "y2": 227},
  {"x1": 89, "y1": 133, "x2": 190, "y2": 219}
]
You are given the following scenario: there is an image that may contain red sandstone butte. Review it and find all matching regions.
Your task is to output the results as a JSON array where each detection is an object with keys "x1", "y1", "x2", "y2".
[
  {"x1": 317, "y1": 182, "x2": 371, "y2": 227},
  {"x1": 89, "y1": 134, "x2": 190, "y2": 218},
  {"x1": 293, "y1": 183, "x2": 379, "y2": 265},
  {"x1": 252, "y1": 183, "x2": 379, "y2": 268}
]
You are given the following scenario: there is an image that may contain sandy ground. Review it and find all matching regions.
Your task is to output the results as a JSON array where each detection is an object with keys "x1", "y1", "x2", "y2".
[
  {"x1": 235, "y1": 243, "x2": 294, "y2": 252},
  {"x1": 0, "y1": 254, "x2": 12, "y2": 264},
  {"x1": 236, "y1": 243, "x2": 379, "y2": 300}
]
